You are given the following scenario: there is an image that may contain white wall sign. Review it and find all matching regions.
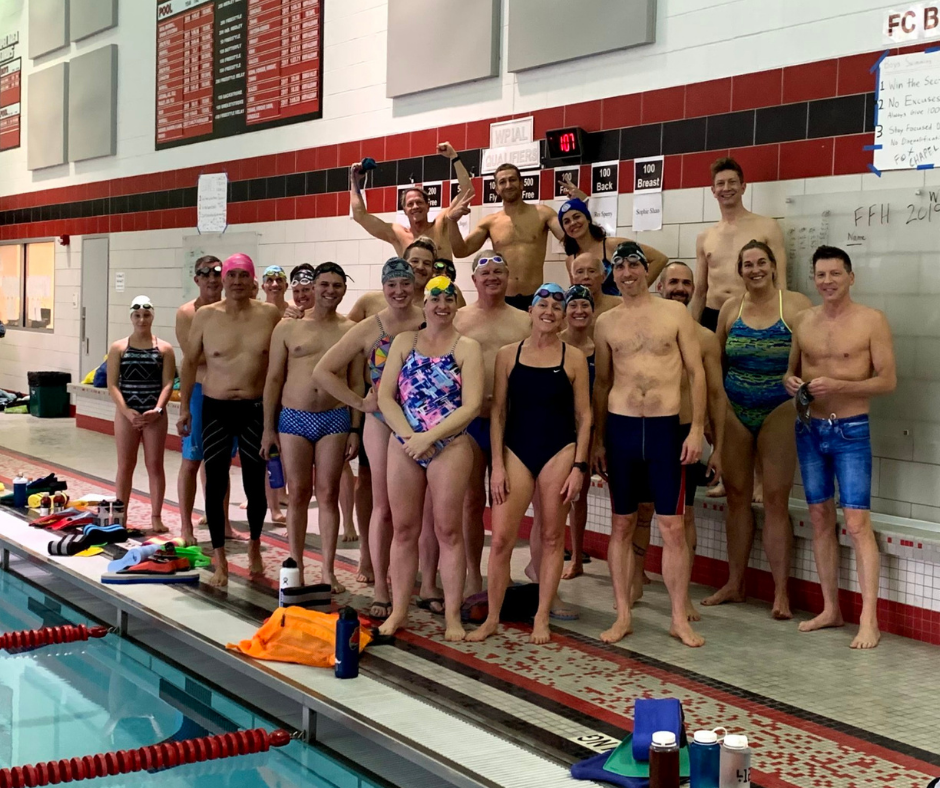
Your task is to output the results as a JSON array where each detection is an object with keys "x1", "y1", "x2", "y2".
[
  {"x1": 634, "y1": 156, "x2": 664, "y2": 193},
  {"x1": 633, "y1": 193, "x2": 663, "y2": 231},
  {"x1": 114, "y1": 272, "x2": 125, "y2": 293},
  {"x1": 884, "y1": 5, "x2": 940, "y2": 43},
  {"x1": 481, "y1": 141, "x2": 541, "y2": 174},
  {"x1": 520, "y1": 170, "x2": 540, "y2": 202},
  {"x1": 197, "y1": 173, "x2": 228, "y2": 234},
  {"x1": 449, "y1": 181, "x2": 471, "y2": 237},
  {"x1": 590, "y1": 161, "x2": 619, "y2": 236},
  {"x1": 489, "y1": 116, "x2": 533, "y2": 148},
  {"x1": 873, "y1": 51, "x2": 940, "y2": 171},
  {"x1": 554, "y1": 166, "x2": 580, "y2": 198}
]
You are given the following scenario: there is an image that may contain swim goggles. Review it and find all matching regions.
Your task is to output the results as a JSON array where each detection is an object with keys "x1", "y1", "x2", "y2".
[
  {"x1": 433, "y1": 259, "x2": 457, "y2": 280},
  {"x1": 474, "y1": 254, "x2": 505, "y2": 270},
  {"x1": 381, "y1": 257, "x2": 415, "y2": 284},
  {"x1": 564, "y1": 284, "x2": 595, "y2": 309},
  {"x1": 425, "y1": 275, "x2": 456, "y2": 298},
  {"x1": 796, "y1": 382, "x2": 814, "y2": 427},
  {"x1": 195, "y1": 264, "x2": 222, "y2": 277},
  {"x1": 313, "y1": 261, "x2": 351, "y2": 282},
  {"x1": 263, "y1": 265, "x2": 287, "y2": 281},
  {"x1": 531, "y1": 283, "x2": 566, "y2": 305},
  {"x1": 129, "y1": 296, "x2": 153, "y2": 312},
  {"x1": 612, "y1": 241, "x2": 648, "y2": 269},
  {"x1": 290, "y1": 270, "x2": 316, "y2": 286}
]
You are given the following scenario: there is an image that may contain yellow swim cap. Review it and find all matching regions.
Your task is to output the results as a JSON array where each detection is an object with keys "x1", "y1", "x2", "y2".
[{"x1": 425, "y1": 275, "x2": 455, "y2": 297}]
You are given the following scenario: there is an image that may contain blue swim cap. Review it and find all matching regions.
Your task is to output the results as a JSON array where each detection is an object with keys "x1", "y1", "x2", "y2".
[
  {"x1": 558, "y1": 198, "x2": 591, "y2": 231},
  {"x1": 531, "y1": 283, "x2": 566, "y2": 306}
]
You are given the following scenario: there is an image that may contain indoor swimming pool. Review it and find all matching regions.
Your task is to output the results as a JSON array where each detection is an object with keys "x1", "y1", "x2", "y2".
[{"x1": 0, "y1": 571, "x2": 385, "y2": 788}]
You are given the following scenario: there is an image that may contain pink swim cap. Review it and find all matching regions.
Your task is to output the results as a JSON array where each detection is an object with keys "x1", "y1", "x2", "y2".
[{"x1": 222, "y1": 253, "x2": 255, "y2": 278}]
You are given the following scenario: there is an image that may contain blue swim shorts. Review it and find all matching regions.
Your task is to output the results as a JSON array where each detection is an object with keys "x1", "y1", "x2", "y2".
[{"x1": 795, "y1": 414, "x2": 872, "y2": 510}]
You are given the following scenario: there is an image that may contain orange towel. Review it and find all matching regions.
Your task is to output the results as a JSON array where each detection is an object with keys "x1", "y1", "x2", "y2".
[{"x1": 227, "y1": 606, "x2": 373, "y2": 668}]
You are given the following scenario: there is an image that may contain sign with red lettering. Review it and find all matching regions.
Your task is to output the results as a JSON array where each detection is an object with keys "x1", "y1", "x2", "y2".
[
  {"x1": 155, "y1": 0, "x2": 323, "y2": 150},
  {"x1": 884, "y1": 5, "x2": 940, "y2": 43},
  {"x1": 0, "y1": 30, "x2": 21, "y2": 151}
]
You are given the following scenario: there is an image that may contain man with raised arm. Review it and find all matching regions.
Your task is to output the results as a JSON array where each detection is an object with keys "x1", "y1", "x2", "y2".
[
  {"x1": 177, "y1": 254, "x2": 281, "y2": 587},
  {"x1": 593, "y1": 242, "x2": 707, "y2": 648},
  {"x1": 691, "y1": 157, "x2": 787, "y2": 332},
  {"x1": 349, "y1": 142, "x2": 473, "y2": 259},
  {"x1": 446, "y1": 163, "x2": 565, "y2": 310},
  {"x1": 453, "y1": 252, "x2": 531, "y2": 594},
  {"x1": 262, "y1": 264, "x2": 362, "y2": 593},
  {"x1": 785, "y1": 245, "x2": 896, "y2": 650}
]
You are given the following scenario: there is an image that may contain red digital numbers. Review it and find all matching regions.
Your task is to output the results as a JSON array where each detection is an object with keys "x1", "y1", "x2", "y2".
[{"x1": 560, "y1": 132, "x2": 576, "y2": 152}]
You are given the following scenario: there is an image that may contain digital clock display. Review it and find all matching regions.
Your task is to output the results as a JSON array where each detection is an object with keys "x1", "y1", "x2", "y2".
[{"x1": 546, "y1": 127, "x2": 584, "y2": 160}]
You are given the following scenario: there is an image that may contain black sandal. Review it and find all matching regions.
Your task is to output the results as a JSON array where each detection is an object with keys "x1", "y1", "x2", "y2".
[
  {"x1": 417, "y1": 597, "x2": 445, "y2": 615},
  {"x1": 368, "y1": 601, "x2": 392, "y2": 620}
]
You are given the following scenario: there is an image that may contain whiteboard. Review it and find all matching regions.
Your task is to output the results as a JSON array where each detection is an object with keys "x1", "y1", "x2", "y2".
[
  {"x1": 785, "y1": 187, "x2": 940, "y2": 461},
  {"x1": 874, "y1": 51, "x2": 940, "y2": 171}
]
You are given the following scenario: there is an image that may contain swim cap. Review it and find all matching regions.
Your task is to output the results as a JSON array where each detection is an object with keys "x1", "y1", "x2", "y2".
[
  {"x1": 381, "y1": 257, "x2": 415, "y2": 284},
  {"x1": 263, "y1": 265, "x2": 286, "y2": 280},
  {"x1": 222, "y1": 253, "x2": 256, "y2": 278},
  {"x1": 564, "y1": 284, "x2": 594, "y2": 309},
  {"x1": 425, "y1": 276, "x2": 456, "y2": 298},
  {"x1": 314, "y1": 261, "x2": 350, "y2": 282},
  {"x1": 291, "y1": 269, "x2": 316, "y2": 286},
  {"x1": 612, "y1": 241, "x2": 648, "y2": 270},
  {"x1": 433, "y1": 258, "x2": 457, "y2": 281},
  {"x1": 531, "y1": 283, "x2": 566, "y2": 306},
  {"x1": 129, "y1": 295, "x2": 153, "y2": 312},
  {"x1": 558, "y1": 198, "x2": 591, "y2": 230}
]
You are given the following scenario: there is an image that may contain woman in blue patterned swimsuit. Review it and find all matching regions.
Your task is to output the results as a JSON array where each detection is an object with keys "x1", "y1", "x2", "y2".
[
  {"x1": 378, "y1": 276, "x2": 484, "y2": 641},
  {"x1": 704, "y1": 241, "x2": 812, "y2": 619}
]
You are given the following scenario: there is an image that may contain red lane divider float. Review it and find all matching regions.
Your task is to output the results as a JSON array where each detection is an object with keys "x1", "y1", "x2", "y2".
[
  {"x1": 0, "y1": 624, "x2": 110, "y2": 651},
  {"x1": 0, "y1": 728, "x2": 292, "y2": 788}
]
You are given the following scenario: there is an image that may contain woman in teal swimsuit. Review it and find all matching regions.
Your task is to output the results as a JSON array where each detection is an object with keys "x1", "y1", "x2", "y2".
[
  {"x1": 703, "y1": 241, "x2": 811, "y2": 619},
  {"x1": 313, "y1": 258, "x2": 424, "y2": 619}
]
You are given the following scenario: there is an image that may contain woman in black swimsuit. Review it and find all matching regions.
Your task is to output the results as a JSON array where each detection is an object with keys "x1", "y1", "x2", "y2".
[
  {"x1": 106, "y1": 296, "x2": 176, "y2": 533},
  {"x1": 466, "y1": 284, "x2": 592, "y2": 645}
]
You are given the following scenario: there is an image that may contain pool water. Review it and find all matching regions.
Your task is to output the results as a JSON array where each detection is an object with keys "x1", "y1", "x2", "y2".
[{"x1": 0, "y1": 572, "x2": 383, "y2": 788}]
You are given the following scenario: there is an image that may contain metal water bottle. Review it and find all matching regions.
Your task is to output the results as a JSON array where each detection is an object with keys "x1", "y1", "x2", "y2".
[
  {"x1": 719, "y1": 734, "x2": 751, "y2": 788},
  {"x1": 334, "y1": 606, "x2": 361, "y2": 679},
  {"x1": 279, "y1": 558, "x2": 301, "y2": 607},
  {"x1": 266, "y1": 446, "x2": 285, "y2": 489},
  {"x1": 12, "y1": 473, "x2": 27, "y2": 508},
  {"x1": 690, "y1": 729, "x2": 723, "y2": 788}
]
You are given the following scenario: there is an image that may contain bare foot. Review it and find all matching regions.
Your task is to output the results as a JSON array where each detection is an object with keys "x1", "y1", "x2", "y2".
[
  {"x1": 524, "y1": 561, "x2": 538, "y2": 584},
  {"x1": 530, "y1": 616, "x2": 552, "y2": 645},
  {"x1": 444, "y1": 618, "x2": 466, "y2": 642},
  {"x1": 356, "y1": 561, "x2": 374, "y2": 584},
  {"x1": 341, "y1": 529, "x2": 358, "y2": 542},
  {"x1": 600, "y1": 616, "x2": 633, "y2": 644},
  {"x1": 378, "y1": 612, "x2": 408, "y2": 637},
  {"x1": 772, "y1": 594, "x2": 793, "y2": 620},
  {"x1": 325, "y1": 573, "x2": 346, "y2": 594},
  {"x1": 850, "y1": 622, "x2": 880, "y2": 649},
  {"x1": 247, "y1": 540, "x2": 264, "y2": 575},
  {"x1": 798, "y1": 609, "x2": 844, "y2": 633},
  {"x1": 562, "y1": 563, "x2": 583, "y2": 580},
  {"x1": 239, "y1": 501, "x2": 248, "y2": 510},
  {"x1": 223, "y1": 521, "x2": 236, "y2": 539},
  {"x1": 630, "y1": 576, "x2": 644, "y2": 605},
  {"x1": 207, "y1": 564, "x2": 229, "y2": 587},
  {"x1": 465, "y1": 619, "x2": 499, "y2": 643},
  {"x1": 198, "y1": 515, "x2": 208, "y2": 525},
  {"x1": 151, "y1": 517, "x2": 168, "y2": 534},
  {"x1": 705, "y1": 481, "x2": 726, "y2": 498},
  {"x1": 271, "y1": 511, "x2": 287, "y2": 525},
  {"x1": 180, "y1": 527, "x2": 197, "y2": 547},
  {"x1": 701, "y1": 584, "x2": 746, "y2": 606},
  {"x1": 670, "y1": 619, "x2": 705, "y2": 647},
  {"x1": 752, "y1": 482, "x2": 764, "y2": 504},
  {"x1": 685, "y1": 600, "x2": 701, "y2": 622}
]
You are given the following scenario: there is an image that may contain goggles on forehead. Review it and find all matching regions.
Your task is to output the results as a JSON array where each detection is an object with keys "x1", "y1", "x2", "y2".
[
  {"x1": 263, "y1": 266, "x2": 287, "y2": 281},
  {"x1": 475, "y1": 254, "x2": 505, "y2": 270},
  {"x1": 425, "y1": 275, "x2": 456, "y2": 298},
  {"x1": 291, "y1": 271, "x2": 316, "y2": 287},
  {"x1": 313, "y1": 261, "x2": 350, "y2": 282},
  {"x1": 532, "y1": 286, "x2": 565, "y2": 304},
  {"x1": 433, "y1": 259, "x2": 457, "y2": 279},
  {"x1": 196, "y1": 264, "x2": 222, "y2": 277},
  {"x1": 130, "y1": 299, "x2": 153, "y2": 312}
]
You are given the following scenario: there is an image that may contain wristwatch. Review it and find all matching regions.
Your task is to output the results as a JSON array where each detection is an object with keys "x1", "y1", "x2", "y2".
[{"x1": 572, "y1": 461, "x2": 589, "y2": 473}]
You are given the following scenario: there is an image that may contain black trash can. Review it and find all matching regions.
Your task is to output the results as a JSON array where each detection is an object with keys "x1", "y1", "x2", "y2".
[{"x1": 27, "y1": 371, "x2": 72, "y2": 418}]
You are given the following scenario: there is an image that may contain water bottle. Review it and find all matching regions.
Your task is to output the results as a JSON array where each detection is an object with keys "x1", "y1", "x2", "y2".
[
  {"x1": 334, "y1": 606, "x2": 361, "y2": 679},
  {"x1": 719, "y1": 734, "x2": 751, "y2": 788},
  {"x1": 649, "y1": 730, "x2": 680, "y2": 788},
  {"x1": 278, "y1": 557, "x2": 301, "y2": 607},
  {"x1": 266, "y1": 446, "x2": 285, "y2": 489},
  {"x1": 690, "y1": 729, "x2": 724, "y2": 788},
  {"x1": 12, "y1": 473, "x2": 28, "y2": 508}
]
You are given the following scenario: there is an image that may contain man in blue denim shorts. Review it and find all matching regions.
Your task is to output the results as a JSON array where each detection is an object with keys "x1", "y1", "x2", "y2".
[{"x1": 785, "y1": 245, "x2": 896, "y2": 650}]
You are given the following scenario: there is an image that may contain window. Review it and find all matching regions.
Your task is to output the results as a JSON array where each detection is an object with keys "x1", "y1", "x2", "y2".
[{"x1": 0, "y1": 241, "x2": 55, "y2": 330}]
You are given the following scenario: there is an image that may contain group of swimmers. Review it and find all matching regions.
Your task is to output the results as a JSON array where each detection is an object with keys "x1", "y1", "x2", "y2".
[{"x1": 107, "y1": 150, "x2": 896, "y2": 650}]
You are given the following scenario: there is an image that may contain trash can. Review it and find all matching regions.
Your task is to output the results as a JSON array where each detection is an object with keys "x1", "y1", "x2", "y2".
[{"x1": 27, "y1": 371, "x2": 72, "y2": 418}]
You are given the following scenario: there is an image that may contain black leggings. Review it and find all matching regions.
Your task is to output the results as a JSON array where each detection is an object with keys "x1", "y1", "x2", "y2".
[{"x1": 202, "y1": 396, "x2": 266, "y2": 549}]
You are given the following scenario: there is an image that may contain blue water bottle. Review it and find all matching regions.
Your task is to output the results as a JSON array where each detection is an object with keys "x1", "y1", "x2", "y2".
[
  {"x1": 690, "y1": 729, "x2": 723, "y2": 788},
  {"x1": 334, "y1": 606, "x2": 361, "y2": 679},
  {"x1": 12, "y1": 473, "x2": 28, "y2": 508},
  {"x1": 266, "y1": 446, "x2": 285, "y2": 489}
]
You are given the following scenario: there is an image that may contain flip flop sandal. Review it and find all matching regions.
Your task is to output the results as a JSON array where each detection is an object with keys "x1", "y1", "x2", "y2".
[
  {"x1": 416, "y1": 597, "x2": 445, "y2": 615},
  {"x1": 549, "y1": 608, "x2": 580, "y2": 621},
  {"x1": 367, "y1": 601, "x2": 392, "y2": 621},
  {"x1": 106, "y1": 545, "x2": 161, "y2": 573}
]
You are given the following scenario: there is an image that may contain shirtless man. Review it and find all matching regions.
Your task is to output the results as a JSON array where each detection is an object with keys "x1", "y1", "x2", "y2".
[
  {"x1": 447, "y1": 163, "x2": 565, "y2": 309},
  {"x1": 262, "y1": 263, "x2": 361, "y2": 592},
  {"x1": 261, "y1": 266, "x2": 290, "y2": 316},
  {"x1": 350, "y1": 142, "x2": 473, "y2": 259},
  {"x1": 453, "y1": 252, "x2": 531, "y2": 594},
  {"x1": 347, "y1": 237, "x2": 435, "y2": 321},
  {"x1": 692, "y1": 158, "x2": 787, "y2": 331},
  {"x1": 178, "y1": 254, "x2": 281, "y2": 586},
  {"x1": 785, "y1": 245, "x2": 896, "y2": 650},
  {"x1": 630, "y1": 262, "x2": 727, "y2": 616},
  {"x1": 569, "y1": 253, "x2": 627, "y2": 315},
  {"x1": 593, "y1": 242, "x2": 706, "y2": 647},
  {"x1": 175, "y1": 255, "x2": 230, "y2": 545}
]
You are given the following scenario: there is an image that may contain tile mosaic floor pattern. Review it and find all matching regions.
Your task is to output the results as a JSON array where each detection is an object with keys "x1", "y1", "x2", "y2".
[{"x1": 0, "y1": 428, "x2": 938, "y2": 788}]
